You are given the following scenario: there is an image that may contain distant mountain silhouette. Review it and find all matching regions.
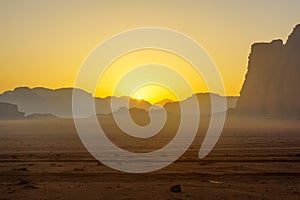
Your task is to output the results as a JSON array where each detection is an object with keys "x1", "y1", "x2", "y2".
[
  {"x1": 154, "y1": 98, "x2": 174, "y2": 106},
  {"x1": 235, "y1": 24, "x2": 300, "y2": 118},
  {"x1": 0, "y1": 87, "x2": 151, "y2": 118},
  {"x1": 25, "y1": 113, "x2": 58, "y2": 120},
  {"x1": 0, "y1": 103, "x2": 25, "y2": 120},
  {"x1": 164, "y1": 93, "x2": 237, "y2": 115},
  {"x1": 0, "y1": 87, "x2": 237, "y2": 118},
  {"x1": 0, "y1": 87, "x2": 96, "y2": 118},
  {"x1": 104, "y1": 96, "x2": 151, "y2": 112}
]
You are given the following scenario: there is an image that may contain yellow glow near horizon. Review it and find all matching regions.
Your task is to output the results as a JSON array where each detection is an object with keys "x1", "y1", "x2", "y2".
[
  {"x1": 136, "y1": 95, "x2": 143, "y2": 100},
  {"x1": 1, "y1": 1, "x2": 300, "y2": 97},
  {"x1": 95, "y1": 49, "x2": 208, "y2": 104},
  {"x1": 131, "y1": 84, "x2": 179, "y2": 104}
]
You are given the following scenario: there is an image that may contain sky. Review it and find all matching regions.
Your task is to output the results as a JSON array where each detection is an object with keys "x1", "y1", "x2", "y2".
[{"x1": 1, "y1": 0, "x2": 300, "y2": 103}]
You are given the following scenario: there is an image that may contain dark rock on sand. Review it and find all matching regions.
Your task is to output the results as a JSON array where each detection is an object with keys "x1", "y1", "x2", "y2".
[{"x1": 170, "y1": 184, "x2": 182, "y2": 193}]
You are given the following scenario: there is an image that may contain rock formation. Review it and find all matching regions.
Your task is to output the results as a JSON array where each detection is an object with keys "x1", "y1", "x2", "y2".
[
  {"x1": 0, "y1": 103, "x2": 25, "y2": 120},
  {"x1": 0, "y1": 87, "x2": 151, "y2": 118},
  {"x1": 0, "y1": 87, "x2": 236, "y2": 118},
  {"x1": 236, "y1": 24, "x2": 300, "y2": 118},
  {"x1": 164, "y1": 93, "x2": 237, "y2": 115}
]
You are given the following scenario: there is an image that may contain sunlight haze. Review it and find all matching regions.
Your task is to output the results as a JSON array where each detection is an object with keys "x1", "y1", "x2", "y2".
[{"x1": 1, "y1": 0, "x2": 300, "y2": 102}]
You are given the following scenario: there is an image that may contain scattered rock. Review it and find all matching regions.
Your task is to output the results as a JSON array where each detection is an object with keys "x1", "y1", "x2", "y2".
[
  {"x1": 23, "y1": 184, "x2": 39, "y2": 189},
  {"x1": 8, "y1": 189, "x2": 14, "y2": 194},
  {"x1": 209, "y1": 180, "x2": 222, "y2": 184},
  {"x1": 170, "y1": 184, "x2": 181, "y2": 193},
  {"x1": 15, "y1": 180, "x2": 29, "y2": 185},
  {"x1": 261, "y1": 181, "x2": 267, "y2": 184},
  {"x1": 14, "y1": 167, "x2": 27, "y2": 171},
  {"x1": 73, "y1": 167, "x2": 85, "y2": 171}
]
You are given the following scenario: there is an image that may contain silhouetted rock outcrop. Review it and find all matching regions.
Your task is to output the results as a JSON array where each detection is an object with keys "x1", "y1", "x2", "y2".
[
  {"x1": 236, "y1": 25, "x2": 300, "y2": 118},
  {"x1": 0, "y1": 103, "x2": 25, "y2": 120},
  {"x1": 154, "y1": 98, "x2": 174, "y2": 106},
  {"x1": 0, "y1": 87, "x2": 99, "y2": 118},
  {"x1": 170, "y1": 184, "x2": 182, "y2": 193},
  {"x1": 105, "y1": 96, "x2": 151, "y2": 112},
  {"x1": 25, "y1": 113, "x2": 58, "y2": 120}
]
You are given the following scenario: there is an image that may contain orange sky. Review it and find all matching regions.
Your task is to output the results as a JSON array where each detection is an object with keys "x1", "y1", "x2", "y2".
[{"x1": 1, "y1": 0, "x2": 300, "y2": 103}]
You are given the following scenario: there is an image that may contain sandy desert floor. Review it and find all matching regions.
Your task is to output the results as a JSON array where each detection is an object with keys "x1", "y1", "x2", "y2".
[{"x1": 0, "y1": 116, "x2": 299, "y2": 200}]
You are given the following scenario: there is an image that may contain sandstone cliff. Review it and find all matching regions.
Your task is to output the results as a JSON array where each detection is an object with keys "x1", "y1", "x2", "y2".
[{"x1": 236, "y1": 24, "x2": 300, "y2": 118}]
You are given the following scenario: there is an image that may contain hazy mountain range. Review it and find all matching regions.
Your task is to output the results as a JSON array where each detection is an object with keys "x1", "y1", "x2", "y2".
[
  {"x1": 0, "y1": 87, "x2": 237, "y2": 119},
  {"x1": 1, "y1": 24, "x2": 299, "y2": 120},
  {"x1": 0, "y1": 87, "x2": 151, "y2": 118}
]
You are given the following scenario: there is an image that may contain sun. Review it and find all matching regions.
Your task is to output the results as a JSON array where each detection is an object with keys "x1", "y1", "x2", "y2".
[
  {"x1": 136, "y1": 95, "x2": 143, "y2": 100},
  {"x1": 130, "y1": 84, "x2": 179, "y2": 104}
]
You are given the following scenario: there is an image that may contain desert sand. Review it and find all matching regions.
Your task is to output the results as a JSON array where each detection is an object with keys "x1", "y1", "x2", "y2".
[{"x1": 0, "y1": 116, "x2": 299, "y2": 200}]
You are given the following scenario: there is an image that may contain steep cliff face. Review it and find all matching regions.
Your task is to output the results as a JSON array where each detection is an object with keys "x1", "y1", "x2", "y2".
[
  {"x1": 282, "y1": 25, "x2": 300, "y2": 116},
  {"x1": 236, "y1": 25, "x2": 300, "y2": 117}
]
